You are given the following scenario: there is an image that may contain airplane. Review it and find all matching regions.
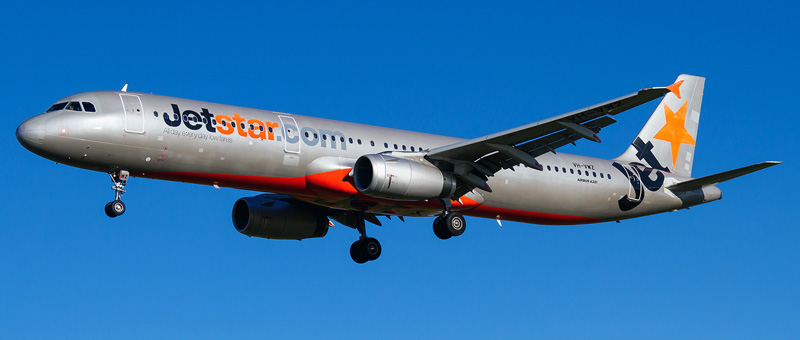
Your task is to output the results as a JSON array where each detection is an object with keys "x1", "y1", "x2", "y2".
[{"x1": 16, "y1": 74, "x2": 779, "y2": 263}]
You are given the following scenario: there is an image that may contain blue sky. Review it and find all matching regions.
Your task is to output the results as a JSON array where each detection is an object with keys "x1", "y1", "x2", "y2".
[{"x1": 2, "y1": 1, "x2": 798, "y2": 338}]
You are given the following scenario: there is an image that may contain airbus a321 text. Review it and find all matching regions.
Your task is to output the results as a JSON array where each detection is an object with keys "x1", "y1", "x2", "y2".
[{"x1": 17, "y1": 75, "x2": 779, "y2": 263}]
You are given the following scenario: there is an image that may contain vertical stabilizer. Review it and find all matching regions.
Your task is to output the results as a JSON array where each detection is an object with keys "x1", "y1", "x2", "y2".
[{"x1": 616, "y1": 74, "x2": 705, "y2": 177}]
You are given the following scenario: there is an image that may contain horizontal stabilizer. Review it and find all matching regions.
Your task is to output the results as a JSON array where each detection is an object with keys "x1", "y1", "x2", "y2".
[{"x1": 667, "y1": 161, "x2": 780, "y2": 192}]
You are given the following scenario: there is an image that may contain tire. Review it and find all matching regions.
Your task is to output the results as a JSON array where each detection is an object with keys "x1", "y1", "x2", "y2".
[
  {"x1": 445, "y1": 212, "x2": 466, "y2": 236},
  {"x1": 432, "y1": 216, "x2": 452, "y2": 240},
  {"x1": 104, "y1": 202, "x2": 116, "y2": 218},
  {"x1": 110, "y1": 200, "x2": 126, "y2": 216},
  {"x1": 363, "y1": 238, "x2": 381, "y2": 261},
  {"x1": 350, "y1": 240, "x2": 368, "y2": 264}
]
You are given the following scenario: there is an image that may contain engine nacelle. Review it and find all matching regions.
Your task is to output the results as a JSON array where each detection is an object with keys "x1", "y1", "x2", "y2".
[
  {"x1": 232, "y1": 195, "x2": 328, "y2": 240},
  {"x1": 353, "y1": 154, "x2": 456, "y2": 200}
]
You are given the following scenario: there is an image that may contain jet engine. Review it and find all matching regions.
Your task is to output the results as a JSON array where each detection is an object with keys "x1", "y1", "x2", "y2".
[
  {"x1": 353, "y1": 154, "x2": 457, "y2": 200},
  {"x1": 232, "y1": 194, "x2": 329, "y2": 240}
]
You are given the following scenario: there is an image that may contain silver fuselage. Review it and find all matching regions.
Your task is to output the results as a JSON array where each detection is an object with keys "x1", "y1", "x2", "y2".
[{"x1": 17, "y1": 91, "x2": 721, "y2": 224}]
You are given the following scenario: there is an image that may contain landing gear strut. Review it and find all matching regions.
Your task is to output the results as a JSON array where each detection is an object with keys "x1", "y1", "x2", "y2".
[
  {"x1": 348, "y1": 213, "x2": 381, "y2": 264},
  {"x1": 105, "y1": 170, "x2": 129, "y2": 218}
]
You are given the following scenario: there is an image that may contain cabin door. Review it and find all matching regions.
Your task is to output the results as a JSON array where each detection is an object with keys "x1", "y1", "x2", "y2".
[{"x1": 120, "y1": 94, "x2": 145, "y2": 134}]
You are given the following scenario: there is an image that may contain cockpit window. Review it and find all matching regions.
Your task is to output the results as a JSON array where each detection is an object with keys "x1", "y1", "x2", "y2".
[
  {"x1": 82, "y1": 102, "x2": 96, "y2": 112},
  {"x1": 46, "y1": 102, "x2": 68, "y2": 112},
  {"x1": 65, "y1": 101, "x2": 82, "y2": 111}
]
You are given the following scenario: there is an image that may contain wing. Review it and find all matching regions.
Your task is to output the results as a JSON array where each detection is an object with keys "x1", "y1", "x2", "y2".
[{"x1": 425, "y1": 86, "x2": 670, "y2": 194}]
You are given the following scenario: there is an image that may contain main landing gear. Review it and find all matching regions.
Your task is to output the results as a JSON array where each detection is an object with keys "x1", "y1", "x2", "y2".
[
  {"x1": 433, "y1": 212, "x2": 466, "y2": 239},
  {"x1": 432, "y1": 199, "x2": 466, "y2": 239},
  {"x1": 105, "y1": 170, "x2": 129, "y2": 218},
  {"x1": 348, "y1": 213, "x2": 382, "y2": 264}
]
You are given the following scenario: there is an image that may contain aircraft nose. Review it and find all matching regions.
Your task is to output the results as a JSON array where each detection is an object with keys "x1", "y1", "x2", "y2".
[{"x1": 16, "y1": 116, "x2": 46, "y2": 150}]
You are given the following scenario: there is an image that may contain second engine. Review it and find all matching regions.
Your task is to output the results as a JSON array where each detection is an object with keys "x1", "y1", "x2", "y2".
[{"x1": 232, "y1": 194, "x2": 329, "y2": 240}]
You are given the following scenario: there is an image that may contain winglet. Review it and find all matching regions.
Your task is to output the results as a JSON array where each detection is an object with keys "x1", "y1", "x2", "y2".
[
  {"x1": 667, "y1": 80, "x2": 684, "y2": 99},
  {"x1": 121, "y1": 84, "x2": 128, "y2": 92}
]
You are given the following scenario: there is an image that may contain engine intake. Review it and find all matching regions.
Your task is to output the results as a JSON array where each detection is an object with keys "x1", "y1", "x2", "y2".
[
  {"x1": 353, "y1": 154, "x2": 456, "y2": 200},
  {"x1": 232, "y1": 195, "x2": 328, "y2": 240}
]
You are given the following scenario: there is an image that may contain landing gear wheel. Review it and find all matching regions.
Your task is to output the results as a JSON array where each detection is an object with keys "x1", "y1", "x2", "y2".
[
  {"x1": 347, "y1": 212, "x2": 382, "y2": 264},
  {"x1": 445, "y1": 212, "x2": 466, "y2": 236},
  {"x1": 350, "y1": 240, "x2": 368, "y2": 264},
  {"x1": 104, "y1": 202, "x2": 114, "y2": 218},
  {"x1": 433, "y1": 216, "x2": 452, "y2": 240},
  {"x1": 362, "y1": 237, "x2": 381, "y2": 261},
  {"x1": 105, "y1": 200, "x2": 126, "y2": 218},
  {"x1": 350, "y1": 238, "x2": 381, "y2": 263}
]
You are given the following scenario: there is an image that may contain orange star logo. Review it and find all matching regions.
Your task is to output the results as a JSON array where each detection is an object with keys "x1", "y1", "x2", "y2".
[{"x1": 653, "y1": 101, "x2": 695, "y2": 168}]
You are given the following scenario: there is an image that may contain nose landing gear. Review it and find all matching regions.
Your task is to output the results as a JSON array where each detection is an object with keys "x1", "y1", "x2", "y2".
[{"x1": 105, "y1": 170, "x2": 129, "y2": 218}]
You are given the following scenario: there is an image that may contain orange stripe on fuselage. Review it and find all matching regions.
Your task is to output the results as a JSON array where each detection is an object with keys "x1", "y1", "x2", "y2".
[
  {"x1": 137, "y1": 170, "x2": 598, "y2": 225},
  {"x1": 466, "y1": 205, "x2": 600, "y2": 225},
  {"x1": 305, "y1": 168, "x2": 359, "y2": 195},
  {"x1": 140, "y1": 171, "x2": 308, "y2": 193}
]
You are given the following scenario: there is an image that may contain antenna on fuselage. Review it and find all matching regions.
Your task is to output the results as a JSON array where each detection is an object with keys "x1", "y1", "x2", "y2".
[{"x1": 121, "y1": 84, "x2": 128, "y2": 92}]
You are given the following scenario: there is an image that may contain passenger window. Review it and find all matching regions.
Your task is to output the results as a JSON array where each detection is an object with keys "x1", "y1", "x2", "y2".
[
  {"x1": 323, "y1": 134, "x2": 327, "y2": 140},
  {"x1": 593, "y1": 172, "x2": 597, "y2": 177},
  {"x1": 348, "y1": 138, "x2": 353, "y2": 144},
  {"x1": 394, "y1": 144, "x2": 398, "y2": 150},
  {"x1": 370, "y1": 141, "x2": 375, "y2": 146},
  {"x1": 608, "y1": 174, "x2": 611, "y2": 180},
  {"x1": 411, "y1": 146, "x2": 415, "y2": 152},
  {"x1": 555, "y1": 167, "x2": 559, "y2": 172},
  {"x1": 570, "y1": 169, "x2": 574, "y2": 174},
  {"x1": 46, "y1": 102, "x2": 68, "y2": 112},
  {"x1": 357, "y1": 139, "x2": 362, "y2": 145},
  {"x1": 82, "y1": 102, "x2": 96, "y2": 112},
  {"x1": 562, "y1": 167, "x2": 566, "y2": 173},
  {"x1": 402, "y1": 145, "x2": 406, "y2": 151},
  {"x1": 384, "y1": 142, "x2": 388, "y2": 148},
  {"x1": 65, "y1": 101, "x2": 82, "y2": 111},
  {"x1": 547, "y1": 165, "x2": 551, "y2": 171},
  {"x1": 600, "y1": 173, "x2": 604, "y2": 178}
]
